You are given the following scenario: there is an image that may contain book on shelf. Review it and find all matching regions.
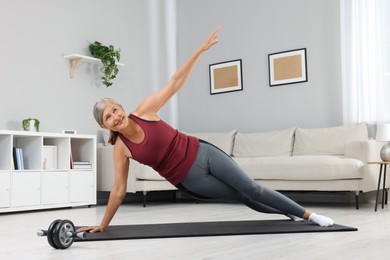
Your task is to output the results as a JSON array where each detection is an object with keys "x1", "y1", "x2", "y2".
[
  {"x1": 13, "y1": 147, "x2": 24, "y2": 170},
  {"x1": 72, "y1": 161, "x2": 92, "y2": 169},
  {"x1": 20, "y1": 149, "x2": 24, "y2": 170},
  {"x1": 73, "y1": 161, "x2": 90, "y2": 165},
  {"x1": 12, "y1": 147, "x2": 18, "y2": 169},
  {"x1": 70, "y1": 149, "x2": 74, "y2": 169}
]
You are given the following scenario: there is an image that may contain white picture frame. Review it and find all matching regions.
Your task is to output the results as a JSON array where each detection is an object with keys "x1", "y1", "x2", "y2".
[
  {"x1": 268, "y1": 48, "x2": 307, "y2": 86},
  {"x1": 209, "y1": 59, "x2": 243, "y2": 94},
  {"x1": 43, "y1": 145, "x2": 57, "y2": 170}
]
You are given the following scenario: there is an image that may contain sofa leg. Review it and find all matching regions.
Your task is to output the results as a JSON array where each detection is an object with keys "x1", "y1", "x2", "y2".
[
  {"x1": 355, "y1": 191, "x2": 360, "y2": 210},
  {"x1": 143, "y1": 191, "x2": 147, "y2": 207}
]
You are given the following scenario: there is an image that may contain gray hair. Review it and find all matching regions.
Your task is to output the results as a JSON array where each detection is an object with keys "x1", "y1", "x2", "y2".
[
  {"x1": 93, "y1": 98, "x2": 121, "y2": 126},
  {"x1": 93, "y1": 98, "x2": 122, "y2": 145}
]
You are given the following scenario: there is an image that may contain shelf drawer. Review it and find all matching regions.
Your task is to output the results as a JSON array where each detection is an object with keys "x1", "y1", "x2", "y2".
[
  {"x1": 42, "y1": 171, "x2": 69, "y2": 205},
  {"x1": 69, "y1": 171, "x2": 95, "y2": 203},
  {"x1": 0, "y1": 172, "x2": 10, "y2": 208},
  {"x1": 11, "y1": 172, "x2": 41, "y2": 207}
]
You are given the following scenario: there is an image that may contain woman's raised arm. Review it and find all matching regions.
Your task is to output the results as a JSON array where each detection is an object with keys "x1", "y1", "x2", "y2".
[{"x1": 134, "y1": 27, "x2": 221, "y2": 120}]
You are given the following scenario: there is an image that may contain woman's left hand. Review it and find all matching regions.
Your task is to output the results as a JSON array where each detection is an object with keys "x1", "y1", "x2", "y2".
[
  {"x1": 76, "y1": 225, "x2": 106, "y2": 233},
  {"x1": 201, "y1": 26, "x2": 221, "y2": 51}
]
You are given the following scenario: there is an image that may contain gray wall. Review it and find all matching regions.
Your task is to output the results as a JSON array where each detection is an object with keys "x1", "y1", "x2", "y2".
[
  {"x1": 0, "y1": 0, "x2": 167, "y2": 141},
  {"x1": 0, "y1": 0, "x2": 343, "y2": 141},
  {"x1": 177, "y1": 0, "x2": 343, "y2": 133}
]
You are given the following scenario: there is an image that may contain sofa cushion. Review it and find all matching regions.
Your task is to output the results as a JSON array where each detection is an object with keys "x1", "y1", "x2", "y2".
[
  {"x1": 233, "y1": 128, "x2": 295, "y2": 157},
  {"x1": 233, "y1": 155, "x2": 364, "y2": 181},
  {"x1": 190, "y1": 130, "x2": 237, "y2": 156},
  {"x1": 135, "y1": 163, "x2": 165, "y2": 181},
  {"x1": 293, "y1": 123, "x2": 368, "y2": 156}
]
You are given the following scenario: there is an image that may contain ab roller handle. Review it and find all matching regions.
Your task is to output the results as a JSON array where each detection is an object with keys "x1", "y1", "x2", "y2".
[
  {"x1": 37, "y1": 229, "x2": 86, "y2": 239},
  {"x1": 37, "y1": 219, "x2": 86, "y2": 249}
]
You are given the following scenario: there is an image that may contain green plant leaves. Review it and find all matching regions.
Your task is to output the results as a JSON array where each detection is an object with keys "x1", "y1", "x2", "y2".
[{"x1": 89, "y1": 41, "x2": 121, "y2": 87}]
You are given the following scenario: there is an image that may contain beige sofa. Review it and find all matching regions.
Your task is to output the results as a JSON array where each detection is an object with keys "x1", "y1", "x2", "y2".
[{"x1": 97, "y1": 123, "x2": 388, "y2": 208}]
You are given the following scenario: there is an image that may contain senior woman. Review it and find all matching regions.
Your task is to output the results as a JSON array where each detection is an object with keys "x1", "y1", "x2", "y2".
[{"x1": 77, "y1": 27, "x2": 333, "y2": 233}]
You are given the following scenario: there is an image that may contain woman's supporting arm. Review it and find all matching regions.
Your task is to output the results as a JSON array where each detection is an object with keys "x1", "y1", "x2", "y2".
[{"x1": 76, "y1": 140, "x2": 130, "y2": 233}]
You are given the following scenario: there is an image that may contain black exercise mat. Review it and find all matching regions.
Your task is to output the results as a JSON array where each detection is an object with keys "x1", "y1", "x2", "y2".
[{"x1": 75, "y1": 220, "x2": 357, "y2": 242}]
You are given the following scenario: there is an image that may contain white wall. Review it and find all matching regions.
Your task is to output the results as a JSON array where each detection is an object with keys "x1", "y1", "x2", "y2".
[
  {"x1": 0, "y1": 0, "x2": 169, "y2": 141},
  {"x1": 176, "y1": 0, "x2": 343, "y2": 133}
]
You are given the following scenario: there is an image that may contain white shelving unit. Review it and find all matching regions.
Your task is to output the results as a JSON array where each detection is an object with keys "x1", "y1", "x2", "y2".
[
  {"x1": 64, "y1": 54, "x2": 125, "y2": 79},
  {"x1": 0, "y1": 130, "x2": 96, "y2": 213}
]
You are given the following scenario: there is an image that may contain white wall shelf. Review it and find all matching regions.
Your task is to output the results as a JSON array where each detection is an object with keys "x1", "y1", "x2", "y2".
[
  {"x1": 64, "y1": 54, "x2": 125, "y2": 79},
  {"x1": 0, "y1": 130, "x2": 96, "y2": 213}
]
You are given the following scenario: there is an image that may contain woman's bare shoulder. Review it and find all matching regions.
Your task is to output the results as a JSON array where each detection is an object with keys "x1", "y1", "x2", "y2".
[
  {"x1": 114, "y1": 137, "x2": 132, "y2": 159},
  {"x1": 130, "y1": 109, "x2": 160, "y2": 121}
]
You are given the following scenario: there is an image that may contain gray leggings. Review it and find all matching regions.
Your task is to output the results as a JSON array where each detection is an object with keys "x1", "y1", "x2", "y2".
[{"x1": 178, "y1": 141, "x2": 307, "y2": 218}]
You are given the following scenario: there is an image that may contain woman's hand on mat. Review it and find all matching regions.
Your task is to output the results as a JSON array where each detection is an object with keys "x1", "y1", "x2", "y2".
[{"x1": 76, "y1": 225, "x2": 106, "y2": 233}]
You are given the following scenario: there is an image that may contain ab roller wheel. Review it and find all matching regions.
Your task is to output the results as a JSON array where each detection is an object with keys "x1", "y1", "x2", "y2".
[
  {"x1": 37, "y1": 219, "x2": 86, "y2": 249},
  {"x1": 47, "y1": 219, "x2": 62, "y2": 249}
]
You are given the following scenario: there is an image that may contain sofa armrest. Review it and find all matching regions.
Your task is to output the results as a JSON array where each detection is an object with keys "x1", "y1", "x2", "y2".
[
  {"x1": 97, "y1": 145, "x2": 115, "y2": 192},
  {"x1": 344, "y1": 140, "x2": 385, "y2": 163},
  {"x1": 345, "y1": 140, "x2": 387, "y2": 192},
  {"x1": 97, "y1": 144, "x2": 138, "y2": 193},
  {"x1": 126, "y1": 159, "x2": 138, "y2": 193}
]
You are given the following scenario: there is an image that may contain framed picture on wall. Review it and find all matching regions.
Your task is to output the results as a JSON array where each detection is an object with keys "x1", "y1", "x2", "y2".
[
  {"x1": 209, "y1": 59, "x2": 243, "y2": 95},
  {"x1": 268, "y1": 48, "x2": 307, "y2": 87}
]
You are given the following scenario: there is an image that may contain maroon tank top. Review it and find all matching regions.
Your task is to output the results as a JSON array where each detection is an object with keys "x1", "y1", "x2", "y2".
[{"x1": 119, "y1": 114, "x2": 200, "y2": 185}]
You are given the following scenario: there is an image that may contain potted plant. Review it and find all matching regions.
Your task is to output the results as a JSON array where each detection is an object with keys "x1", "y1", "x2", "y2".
[
  {"x1": 22, "y1": 118, "x2": 40, "y2": 132},
  {"x1": 89, "y1": 41, "x2": 121, "y2": 87}
]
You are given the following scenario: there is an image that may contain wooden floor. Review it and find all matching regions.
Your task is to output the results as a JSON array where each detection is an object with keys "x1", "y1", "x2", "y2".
[{"x1": 1, "y1": 199, "x2": 390, "y2": 259}]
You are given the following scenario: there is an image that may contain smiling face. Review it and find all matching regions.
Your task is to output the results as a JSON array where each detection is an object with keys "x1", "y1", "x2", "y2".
[{"x1": 101, "y1": 102, "x2": 128, "y2": 132}]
